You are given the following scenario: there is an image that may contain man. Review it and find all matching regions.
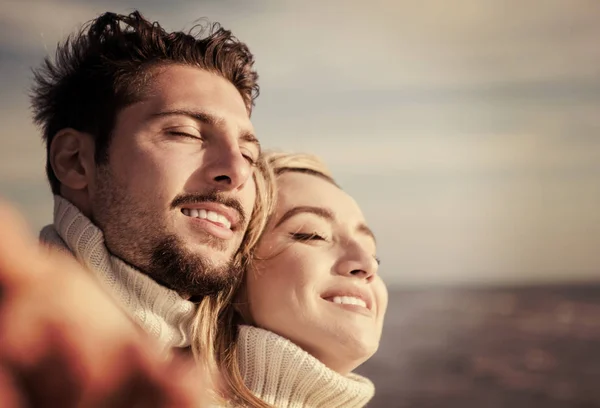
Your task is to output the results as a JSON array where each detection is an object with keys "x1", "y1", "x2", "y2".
[{"x1": 0, "y1": 10, "x2": 274, "y2": 406}]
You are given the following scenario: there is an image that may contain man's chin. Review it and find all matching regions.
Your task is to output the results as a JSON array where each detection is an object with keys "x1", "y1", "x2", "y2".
[
  {"x1": 183, "y1": 242, "x2": 233, "y2": 270},
  {"x1": 147, "y1": 233, "x2": 240, "y2": 297}
]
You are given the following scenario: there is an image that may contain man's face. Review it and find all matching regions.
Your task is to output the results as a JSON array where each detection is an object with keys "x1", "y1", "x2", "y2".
[{"x1": 89, "y1": 65, "x2": 258, "y2": 297}]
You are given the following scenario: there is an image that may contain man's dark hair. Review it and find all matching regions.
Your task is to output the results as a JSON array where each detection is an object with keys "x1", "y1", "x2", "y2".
[{"x1": 30, "y1": 11, "x2": 259, "y2": 194}]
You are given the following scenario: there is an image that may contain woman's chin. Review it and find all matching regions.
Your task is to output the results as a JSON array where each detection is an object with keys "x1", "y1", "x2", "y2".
[
  {"x1": 313, "y1": 335, "x2": 380, "y2": 375},
  {"x1": 319, "y1": 352, "x2": 372, "y2": 375},
  {"x1": 268, "y1": 319, "x2": 381, "y2": 374}
]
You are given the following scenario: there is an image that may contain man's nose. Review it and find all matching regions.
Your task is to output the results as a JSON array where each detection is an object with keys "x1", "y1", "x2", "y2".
[{"x1": 203, "y1": 144, "x2": 253, "y2": 191}]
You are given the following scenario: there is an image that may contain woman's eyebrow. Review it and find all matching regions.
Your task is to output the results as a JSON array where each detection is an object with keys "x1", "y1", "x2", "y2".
[{"x1": 274, "y1": 206, "x2": 333, "y2": 229}]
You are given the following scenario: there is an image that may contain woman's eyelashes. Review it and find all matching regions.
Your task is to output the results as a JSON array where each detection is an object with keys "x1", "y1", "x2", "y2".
[
  {"x1": 290, "y1": 231, "x2": 381, "y2": 267},
  {"x1": 289, "y1": 232, "x2": 327, "y2": 242}
]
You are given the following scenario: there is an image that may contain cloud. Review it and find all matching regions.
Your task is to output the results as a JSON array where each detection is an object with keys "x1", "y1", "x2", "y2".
[
  {"x1": 4, "y1": 0, "x2": 600, "y2": 91},
  {"x1": 0, "y1": 0, "x2": 102, "y2": 56},
  {"x1": 239, "y1": 0, "x2": 600, "y2": 90}
]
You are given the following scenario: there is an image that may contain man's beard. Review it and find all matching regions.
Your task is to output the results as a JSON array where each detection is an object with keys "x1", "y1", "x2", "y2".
[
  {"x1": 149, "y1": 234, "x2": 242, "y2": 297},
  {"x1": 92, "y1": 165, "x2": 245, "y2": 298}
]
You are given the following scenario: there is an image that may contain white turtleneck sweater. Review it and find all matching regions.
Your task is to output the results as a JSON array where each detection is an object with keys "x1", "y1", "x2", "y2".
[
  {"x1": 39, "y1": 196, "x2": 376, "y2": 407},
  {"x1": 39, "y1": 195, "x2": 197, "y2": 350},
  {"x1": 232, "y1": 325, "x2": 375, "y2": 408}
]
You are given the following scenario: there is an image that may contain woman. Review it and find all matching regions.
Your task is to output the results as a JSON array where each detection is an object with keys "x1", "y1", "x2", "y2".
[{"x1": 193, "y1": 152, "x2": 388, "y2": 407}]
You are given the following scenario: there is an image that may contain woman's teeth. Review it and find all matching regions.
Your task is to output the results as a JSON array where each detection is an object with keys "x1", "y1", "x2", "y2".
[
  {"x1": 181, "y1": 208, "x2": 231, "y2": 229},
  {"x1": 330, "y1": 296, "x2": 367, "y2": 308}
]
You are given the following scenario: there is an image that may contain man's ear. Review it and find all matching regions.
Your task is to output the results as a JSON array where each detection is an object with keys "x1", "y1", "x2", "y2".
[{"x1": 49, "y1": 129, "x2": 96, "y2": 191}]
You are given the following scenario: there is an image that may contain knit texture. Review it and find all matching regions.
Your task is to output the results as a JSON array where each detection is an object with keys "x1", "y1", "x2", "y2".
[
  {"x1": 236, "y1": 325, "x2": 375, "y2": 408},
  {"x1": 39, "y1": 195, "x2": 197, "y2": 350}
]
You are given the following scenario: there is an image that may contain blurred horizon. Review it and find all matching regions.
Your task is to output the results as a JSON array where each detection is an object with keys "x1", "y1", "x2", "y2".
[
  {"x1": 1, "y1": 0, "x2": 600, "y2": 288},
  {"x1": 360, "y1": 283, "x2": 600, "y2": 407}
]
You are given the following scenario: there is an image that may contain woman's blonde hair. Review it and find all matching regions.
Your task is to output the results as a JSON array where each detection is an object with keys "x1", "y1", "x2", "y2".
[{"x1": 190, "y1": 151, "x2": 335, "y2": 407}]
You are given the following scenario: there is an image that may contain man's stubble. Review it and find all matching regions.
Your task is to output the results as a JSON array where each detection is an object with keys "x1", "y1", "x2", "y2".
[{"x1": 91, "y1": 165, "x2": 241, "y2": 297}]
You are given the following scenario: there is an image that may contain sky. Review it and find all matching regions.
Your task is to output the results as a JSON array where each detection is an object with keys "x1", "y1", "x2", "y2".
[{"x1": 1, "y1": 0, "x2": 599, "y2": 287}]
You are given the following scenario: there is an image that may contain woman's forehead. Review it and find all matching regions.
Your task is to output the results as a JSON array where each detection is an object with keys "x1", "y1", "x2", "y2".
[{"x1": 276, "y1": 172, "x2": 365, "y2": 222}]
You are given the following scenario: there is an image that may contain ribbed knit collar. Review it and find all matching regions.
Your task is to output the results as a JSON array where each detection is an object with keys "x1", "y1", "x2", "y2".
[
  {"x1": 39, "y1": 195, "x2": 197, "y2": 349},
  {"x1": 236, "y1": 325, "x2": 375, "y2": 408}
]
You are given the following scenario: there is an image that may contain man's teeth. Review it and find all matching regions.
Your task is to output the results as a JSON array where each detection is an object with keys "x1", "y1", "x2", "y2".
[
  {"x1": 182, "y1": 208, "x2": 231, "y2": 229},
  {"x1": 331, "y1": 296, "x2": 367, "y2": 308}
]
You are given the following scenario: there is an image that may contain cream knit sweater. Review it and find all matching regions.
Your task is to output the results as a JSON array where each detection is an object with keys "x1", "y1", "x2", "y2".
[
  {"x1": 39, "y1": 195, "x2": 197, "y2": 350},
  {"x1": 232, "y1": 325, "x2": 375, "y2": 408}
]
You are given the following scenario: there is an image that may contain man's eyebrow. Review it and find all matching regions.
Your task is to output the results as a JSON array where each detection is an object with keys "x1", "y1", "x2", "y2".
[
  {"x1": 274, "y1": 206, "x2": 334, "y2": 229},
  {"x1": 151, "y1": 108, "x2": 223, "y2": 126},
  {"x1": 151, "y1": 108, "x2": 261, "y2": 153}
]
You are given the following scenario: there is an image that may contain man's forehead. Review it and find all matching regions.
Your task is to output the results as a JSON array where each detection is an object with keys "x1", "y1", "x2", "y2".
[{"x1": 143, "y1": 64, "x2": 251, "y2": 122}]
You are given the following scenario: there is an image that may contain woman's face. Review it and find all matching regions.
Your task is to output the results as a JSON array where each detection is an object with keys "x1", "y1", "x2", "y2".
[{"x1": 245, "y1": 172, "x2": 388, "y2": 374}]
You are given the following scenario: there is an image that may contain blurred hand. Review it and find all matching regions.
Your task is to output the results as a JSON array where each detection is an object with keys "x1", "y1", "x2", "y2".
[{"x1": 0, "y1": 200, "x2": 208, "y2": 407}]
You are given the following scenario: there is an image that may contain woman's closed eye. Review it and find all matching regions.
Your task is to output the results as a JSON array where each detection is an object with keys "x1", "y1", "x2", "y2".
[
  {"x1": 289, "y1": 232, "x2": 327, "y2": 242},
  {"x1": 290, "y1": 231, "x2": 381, "y2": 266}
]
